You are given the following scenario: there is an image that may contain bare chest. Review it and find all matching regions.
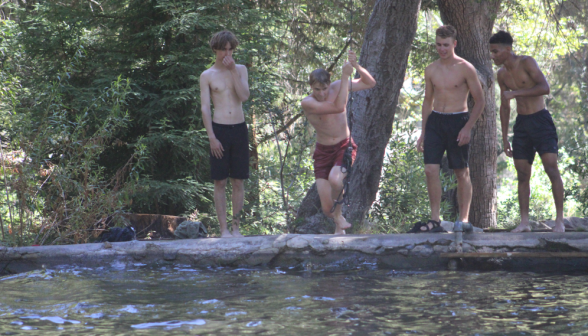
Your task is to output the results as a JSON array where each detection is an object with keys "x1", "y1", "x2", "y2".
[
  {"x1": 502, "y1": 69, "x2": 534, "y2": 91},
  {"x1": 431, "y1": 70, "x2": 467, "y2": 91},
  {"x1": 209, "y1": 73, "x2": 235, "y2": 94}
]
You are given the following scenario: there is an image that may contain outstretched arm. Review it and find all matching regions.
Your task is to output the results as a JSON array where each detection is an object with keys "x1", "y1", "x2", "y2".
[
  {"x1": 457, "y1": 64, "x2": 485, "y2": 146},
  {"x1": 497, "y1": 71, "x2": 513, "y2": 157},
  {"x1": 223, "y1": 56, "x2": 250, "y2": 102},
  {"x1": 348, "y1": 50, "x2": 376, "y2": 91},
  {"x1": 417, "y1": 67, "x2": 434, "y2": 153},
  {"x1": 503, "y1": 57, "x2": 549, "y2": 100}
]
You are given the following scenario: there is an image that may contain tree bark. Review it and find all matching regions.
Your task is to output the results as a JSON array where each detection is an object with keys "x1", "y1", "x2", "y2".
[
  {"x1": 438, "y1": 0, "x2": 502, "y2": 228},
  {"x1": 292, "y1": 0, "x2": 422, "y2": 233}
]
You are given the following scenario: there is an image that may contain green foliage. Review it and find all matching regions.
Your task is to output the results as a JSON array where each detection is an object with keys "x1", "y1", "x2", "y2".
[
  {"x1": 370, "y1": 117, "x2": 455, "y2": 233},
  {"x1": 0, "y1": 0, "x2": 586, "y2": 244}
]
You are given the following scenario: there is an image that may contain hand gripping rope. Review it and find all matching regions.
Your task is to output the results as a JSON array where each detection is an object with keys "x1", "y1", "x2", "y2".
[{"x1": 330, "y1": 6, "x2": 355, "y2": 214}]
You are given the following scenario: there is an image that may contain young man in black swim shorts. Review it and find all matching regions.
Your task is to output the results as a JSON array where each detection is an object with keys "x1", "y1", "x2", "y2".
[
  {"x1": 200, "y1": 31, "x2": 250, "y2": 238},
  {"x1": 490, "y1": 30, "x2": 565, "y2": 233},
  {"x1": 413, "y1": 25, "x2": 485, "y2": 233}
]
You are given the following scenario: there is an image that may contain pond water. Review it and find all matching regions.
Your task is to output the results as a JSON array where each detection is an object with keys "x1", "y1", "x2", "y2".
[{"x1": 1, "y1": 263, "x2": 588, "y2": 335}]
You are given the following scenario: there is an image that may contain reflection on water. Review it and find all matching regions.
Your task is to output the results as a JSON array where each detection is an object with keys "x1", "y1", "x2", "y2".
[{"x1": 1, "y1": 263, "x2": 588, "y2": 335}]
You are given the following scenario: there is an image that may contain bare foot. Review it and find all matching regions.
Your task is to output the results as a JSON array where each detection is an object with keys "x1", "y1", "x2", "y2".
[
  {"x1": 334, "y1": 216, "x2": 351, "y2": 235},
  {"x1": 552, "y1": 221, "x2": 565, "y2": 233},
  {"x1": 232, "y1": 226, "x2": 244, "y2": 238},
  {"x1": 511, "y1": 223, "x2": 532, "y2": 233},
  {"x1": 220, "y1": 230, "x2": 233, "y2": 238}
]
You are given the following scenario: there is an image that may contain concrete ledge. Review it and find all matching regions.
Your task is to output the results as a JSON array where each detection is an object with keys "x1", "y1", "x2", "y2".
[{"x1": 2, "y1": 232, "x2": 588, "y2": 274}]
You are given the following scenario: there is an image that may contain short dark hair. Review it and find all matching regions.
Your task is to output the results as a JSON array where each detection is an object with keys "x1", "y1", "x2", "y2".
[
  {"x1": 436, "y1": 25, "x2": 457, "y2": 40},
  {"x1": 209, "y1": 30, "x2": 239, "y2": 51},
  {"x1": 489, "y1": 31, "x2": 513, "y2": 46},
  {"x1": 309, "y1": 69, "x2": 331, "y2": 86}
]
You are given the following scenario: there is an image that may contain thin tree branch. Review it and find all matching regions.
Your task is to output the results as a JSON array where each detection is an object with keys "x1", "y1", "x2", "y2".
[{"x1": 258, "y1": 111, "x2": 304, "y2": 144}]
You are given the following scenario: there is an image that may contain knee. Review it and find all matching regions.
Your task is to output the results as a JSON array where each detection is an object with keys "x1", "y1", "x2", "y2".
[
  {"x1": 454, "y1": 169, "x2": 470, "y2": 181},
  {"x1": 328, "y1": 174, "x2": 344, "y2": 190},
  {"x1": 231, "y1": 179, "x2": 244, "y2": 192},
  {"x1": 543, "y1": 165, "x2": 561, "y2": 180},
  {"x1": 214, "y1": 179, "x2": 227, "y2": 189},
  {"x1": 424, "y1": 166, "x2": 439, "y2": 178},
  {"x1": 516, "y1": 170, "x2": 531, "y2": 183}
]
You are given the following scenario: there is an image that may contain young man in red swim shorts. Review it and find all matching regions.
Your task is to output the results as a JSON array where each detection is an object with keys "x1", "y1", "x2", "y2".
[{"x1": 301, "y1": 50, "x2": 376, "y2": 234}]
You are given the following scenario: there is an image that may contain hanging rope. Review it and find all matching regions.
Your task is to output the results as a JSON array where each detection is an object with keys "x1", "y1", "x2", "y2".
[{"x1": 330, "y1": 5, "x2": 355, "y2": 214}]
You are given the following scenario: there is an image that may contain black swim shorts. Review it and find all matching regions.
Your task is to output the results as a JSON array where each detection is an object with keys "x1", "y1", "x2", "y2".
[
  {"x1": 512, "y1": 109, "x2": 558, "y2": 164},
  {"x1": 210, "y1": 122, "x2": 250, "y2": 180},
  {"x1": 423, "y1": 111, "x2": 470, "y2": 169}
]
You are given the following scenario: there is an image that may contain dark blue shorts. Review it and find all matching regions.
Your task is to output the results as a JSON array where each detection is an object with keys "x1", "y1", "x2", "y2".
[
  {"x1": 512, "y1": 109, "x2": 558, "y2": 164},
  {"x1": 423, "y1": 111, "x2": 470, "y2": 169},
  {"x1": 210, "y1": 122, "x2": 250, "y2": 180}
]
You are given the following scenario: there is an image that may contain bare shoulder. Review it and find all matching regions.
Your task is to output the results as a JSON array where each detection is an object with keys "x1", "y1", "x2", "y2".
[
  {"x1": 330, "y1": 79, "x2": 341, "y2": 90},
  {"x1": 236, "y1": 64, "x2": 248, "y2": 72},
  {"x1": 520, "y1": 55, "x2": 540, "y2": 69},
  {"x1": 457, "y1": 58, "x2": 477, "y2": 74},
  {"x1": 496, "y1": 66, "x2": 507, "y2": 81},
  {"x1": 425, "y1": 60, "x2": 440, "y2": 74},
  {"x1": 200, "y1": 68, "x2": 213, "y2": 81},
  {"x1": 301, "y1": 95, "x2": 317, "y2": 108}
]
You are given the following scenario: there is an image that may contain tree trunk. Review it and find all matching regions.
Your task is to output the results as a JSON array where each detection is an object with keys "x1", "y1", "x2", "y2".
[
  {"x1": 292, "y1": 0, "x2": 422, "y2": 233},
  {"x1": 438, "y1": 0, "x2": 502, "y2": 228}
]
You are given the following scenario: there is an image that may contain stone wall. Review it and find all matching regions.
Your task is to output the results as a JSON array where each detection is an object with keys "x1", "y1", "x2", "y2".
[{"x1": 2, "y1": 232, "x2": 588, "y2": 275}]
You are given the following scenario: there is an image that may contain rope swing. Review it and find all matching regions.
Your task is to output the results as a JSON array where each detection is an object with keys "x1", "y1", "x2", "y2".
[{"x1": 330, "y1": 4, "x2": 355, "y2": 214}]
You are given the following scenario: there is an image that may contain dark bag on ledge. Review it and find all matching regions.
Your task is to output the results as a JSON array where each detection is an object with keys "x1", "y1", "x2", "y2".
[{"x1": 99, "y1": 226, "x2": 136, "y2": 242}]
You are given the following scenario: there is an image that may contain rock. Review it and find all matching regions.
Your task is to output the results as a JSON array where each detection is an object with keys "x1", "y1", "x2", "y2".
[
  {"x1": 441, "y1": 221, "x2": 454, "y2": 232},
  {"x1": 440, "y1": 221, "x2": 484, "y2": 233},
  {"x1": 543, "y1": 217, "x2": 588, "y2": 231},
  {"x1": 174, "y1": 221, "x2": 207, "y2": 239},
  {"x1": 529, "y1": 220, "x2": 552, "y2": 230}
]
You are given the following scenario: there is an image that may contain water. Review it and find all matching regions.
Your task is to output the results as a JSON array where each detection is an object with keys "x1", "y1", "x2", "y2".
[{"x1": 1, "y1": 263, "x2": 588, "y2": 335}]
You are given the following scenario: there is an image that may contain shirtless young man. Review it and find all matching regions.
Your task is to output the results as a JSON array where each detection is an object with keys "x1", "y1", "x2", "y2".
[
  {"x1": 490, "y1": 31, "x2": 565, "y2": 233},
  {"x1": 200, "y1": 30, "x2": 250, "y2": 238},
  {"x1": 412, "y1": 25, "x2": 485, "y2": 233},
  {"x1": 301, "y1": 50, "x2": 376, "y2": 235}
]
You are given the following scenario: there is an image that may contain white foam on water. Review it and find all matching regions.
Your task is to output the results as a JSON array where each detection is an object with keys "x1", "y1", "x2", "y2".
[
  {"x1": 200, "y1": 299, "x2": 220, "y2": 305},
  {"x1": 21, "y1": 326, "x2": 37, "y2": 330},
  {"x1": 225, "y1": 311, "x2": 247, "y2": 316},
  {"x1": 313, "y1": 297, "x2": 335, "y2": 301},
  {"x1": 10, "y1": 321, "x2": 23, "y2": 325},
  {"x1": 20, "y1": 315, "x2": 42, "y2": 319},
  {"x1": 111, "y1": 261, "x2": 126, "y2": 270},
  {"x1": 246, "y1": 321, "x2": 262, "y2": 327},
  {"x1": 131, "y1": 319, "x2": 206, "y2": 329},
  {"x1": 431, "y1": 292, "x2": 447, "y2": 296},
  {"x1": 85, "y1": 313, "x2": 104, "y2": 319},
  {"x1": 40, "y1": 316, "x2": 81, "y2": 324},
  {"x1": 0, "y1": 273, "x2": 28, "y2": 281},
  {"x1": 119, "y1": 305, "x2": 138, "y2": 313}
]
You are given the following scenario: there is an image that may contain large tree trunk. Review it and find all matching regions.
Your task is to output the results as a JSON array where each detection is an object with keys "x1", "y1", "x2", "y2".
[
  {"x1": 438, "y1": 0, "x2": 502, "y2": 228},
  {"x1": 291, "y1": 0, "x2": 422, "y2": 233}
]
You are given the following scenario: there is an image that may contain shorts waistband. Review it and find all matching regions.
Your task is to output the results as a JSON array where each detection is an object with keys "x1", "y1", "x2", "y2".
[
  {"x1": 432, "y1": 110, "x2": 468, "y2": 115},
  {"x1": 516, "y1": 108, "x2": 549, "y2": 119},
  {"x1": 316, "y1": 137, "x2": 352, "y2": 150},
  {"x1": 212, "y1": 121, "x2": 247, "y2": 128}
]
